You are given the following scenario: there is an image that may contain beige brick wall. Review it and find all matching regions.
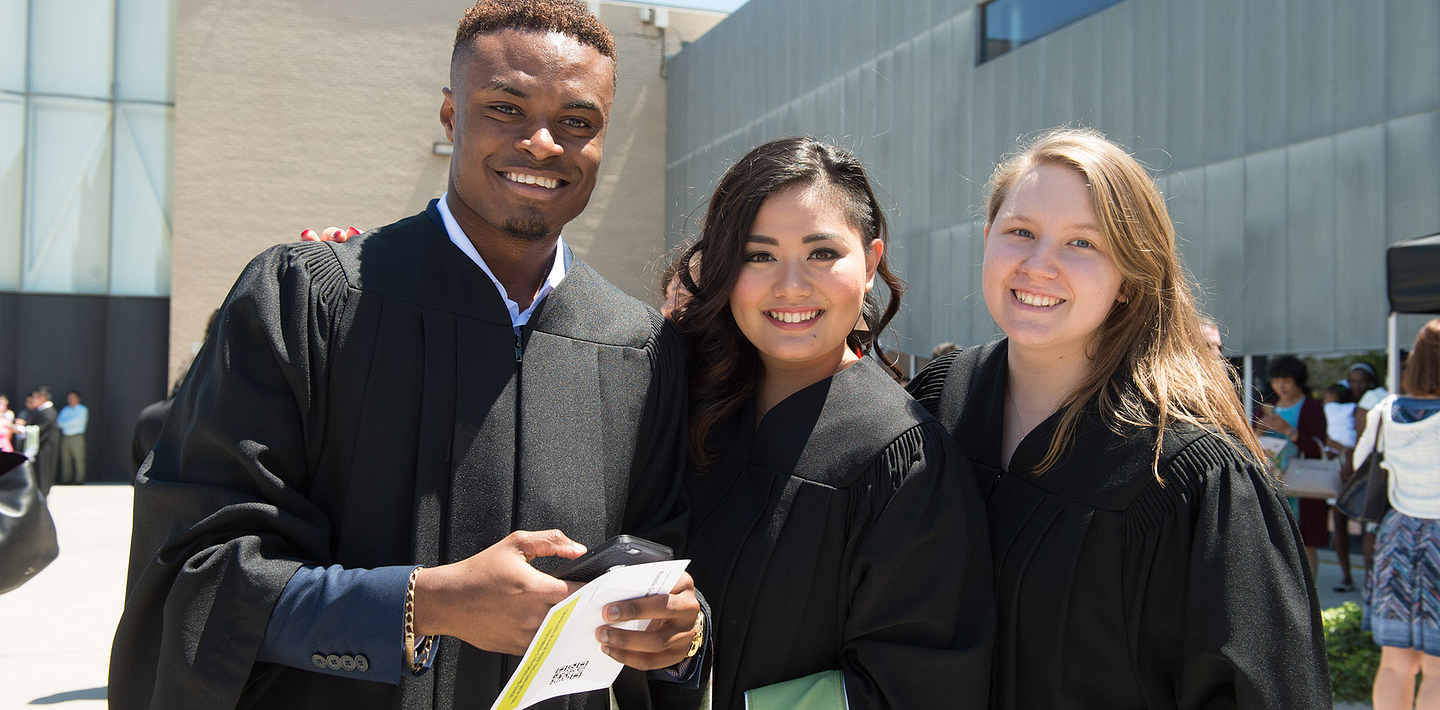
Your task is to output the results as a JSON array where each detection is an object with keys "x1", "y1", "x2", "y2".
[
  {"x1": 569, "y1": 3, "x2": 726, "y2": 304},
  {"x1": 169, "y1": 0, "x2": 725, "y2": 383}
]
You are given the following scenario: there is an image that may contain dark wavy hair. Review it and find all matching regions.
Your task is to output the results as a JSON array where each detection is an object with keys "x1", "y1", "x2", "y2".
[
  {"x1": 674, "y1": 137, "x2": 905, "y2": 467},
  {"x1": 1267, "y1": 355, "x2": 1309, "y2": 393}
]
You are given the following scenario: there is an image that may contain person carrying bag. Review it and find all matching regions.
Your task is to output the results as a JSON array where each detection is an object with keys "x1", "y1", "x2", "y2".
[
  {"x1": 0, "y1": 450, "x2": 61, "y2": 594},
  {"x1": 1336, "y1": 416, "x2": 1390, "y2": 523}
]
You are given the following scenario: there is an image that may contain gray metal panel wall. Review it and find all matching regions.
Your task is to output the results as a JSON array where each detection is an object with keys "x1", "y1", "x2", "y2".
[{"x1": 667, "y1": 0, "x2": 1440, "y2": 356}]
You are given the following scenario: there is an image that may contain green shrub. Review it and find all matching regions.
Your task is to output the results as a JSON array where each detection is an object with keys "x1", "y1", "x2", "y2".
[{"x1": 1324, "y1": 601, "x2": 1380, "y2": 702}]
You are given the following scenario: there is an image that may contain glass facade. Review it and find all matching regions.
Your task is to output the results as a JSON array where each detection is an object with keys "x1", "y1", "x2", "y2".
[
  {"x1": 0, "y1": 0, "x2": 175, "y2": 296},
  {"x1": 980, "y1": 0, "x2": 1125, "y2": 63}
]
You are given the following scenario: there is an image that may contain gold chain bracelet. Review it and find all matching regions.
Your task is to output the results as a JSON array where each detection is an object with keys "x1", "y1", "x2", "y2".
[
  {"x1": 684, "y1": 611, "x2": 705, "y2": 659},
  {"x1": 405, "y1": 566, "x2": 435, "y2": 673}
]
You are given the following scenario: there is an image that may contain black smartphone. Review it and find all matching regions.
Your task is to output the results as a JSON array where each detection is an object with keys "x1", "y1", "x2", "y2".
[{"x1": 550, "y1": 535, "x2": 673, "y2": 582}]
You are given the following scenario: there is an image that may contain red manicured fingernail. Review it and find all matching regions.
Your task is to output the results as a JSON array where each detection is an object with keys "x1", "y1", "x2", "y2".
[
  {"x1": 300, "y1": 229, "x2": 316, "y2": 240},
  {"x1": 347, "y1": 226, "x2": 360, "y2": 236}
]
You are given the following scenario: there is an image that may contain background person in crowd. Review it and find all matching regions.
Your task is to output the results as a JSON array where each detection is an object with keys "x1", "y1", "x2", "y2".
[
  {"x1": 130, "y1": 386, "x2": 176, "y2": 480},
  {"x1": 908, "y1": 128, "x2": 1329, "y2": 708},
  {"x1": 110, "y1": 2, "x2": 704, "y2": 708},
  {"x1": 1358, "y1": 318, "x2": 1440, "y2": 710},
  {"x1": 131, "y1": 310, "x2": 220, "y2": 478},
  {"x1": 1352, "y1": 362, "x2": 1390, "y2": 418},
  {"x1": 15, "y1": 386, "x2": 59, "y2": 495},
  {"x1": 668, "y1": 136, "x2": 992, "y2": 709},
  {"x1": 931, "y1": 341, "x2": 958, "y2": 359},
  {"x1": 0, "y1": 394, "x2": 15, "y2": 453},
  {"x1": 1199, "y1": 316, "x2": 1248, "y2": 406},
  {"x1": 1200, "y1": 317, "x2": 1225, "y2": 359},
  {"x1": 1350, "y1": 360, "x2": 1390, "y2": 576},
  {"x1": 1325, "y1": 383, "x2": 1358, "y2": 452},
  {"x1": 1324, "y1": 382, "x2": 1360, "y2": 592},
  {"x1": 12, "y1": 393, "x2": 32, "y2": 454},
  {"x1": 659, "y1": 246, "x2": 696, "y2": 319},
  {"x1": 1256, "y1": 355, "x2": 1329, "y2": 574},
  {"x1": 57, "y1": 390, "x2": 89, "y2": 485}
]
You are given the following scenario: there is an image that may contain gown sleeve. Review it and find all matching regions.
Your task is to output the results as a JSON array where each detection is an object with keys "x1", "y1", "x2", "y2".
[
  {"x1": 839, "y1": 421, "x2": 995, "y2": 709},
  {"x1": 609, "y1": 318, "x2": 711, "y2": 706},
  {"x1": 618, "y1": 317, "x2": 691, "y2": 551},
  {"x1": 109, "y1": 242, "x2": 352, "y2": 709},
  {"x1": 1132, "y1": 434, "x2": 1331, "y2": 709}
]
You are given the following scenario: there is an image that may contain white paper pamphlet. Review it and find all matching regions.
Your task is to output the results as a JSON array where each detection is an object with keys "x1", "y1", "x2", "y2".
[{"x1": 488, "y1": 559, "x2": 691, "y2": 710}]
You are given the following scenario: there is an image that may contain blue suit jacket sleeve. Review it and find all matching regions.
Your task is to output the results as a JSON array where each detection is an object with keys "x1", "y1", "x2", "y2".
[
  {"x1": 645, "y1": 591, "x2": 711, "y2": 690},
  {"x1": 257, "y1": 564, "x2": 433, "y2": 683}
]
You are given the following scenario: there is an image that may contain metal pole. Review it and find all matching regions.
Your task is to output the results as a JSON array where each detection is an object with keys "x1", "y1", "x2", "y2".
[
  {"x1": 1388, "y1": 312, "x2": 1399, "y2": 393},
  {"x1": 1243, "y1": 355, "x2": 1255, "y2": 419}
]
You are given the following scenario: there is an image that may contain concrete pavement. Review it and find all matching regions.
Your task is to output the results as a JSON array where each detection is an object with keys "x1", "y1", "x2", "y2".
[
  {"x1": 0, "y1": 485, "x2": 129, "y2": 710},
  {"x1": 0, "y1": 485, "x2": 1379, "y2": 709}
]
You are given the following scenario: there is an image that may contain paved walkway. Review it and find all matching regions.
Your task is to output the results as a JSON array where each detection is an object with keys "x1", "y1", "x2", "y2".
[
  {"x1": 0, "y1": 485, "x2": 1380, "y2": 708},
  {"x1": 0, "y1": 485, "x2": 130, "y2": 710}
]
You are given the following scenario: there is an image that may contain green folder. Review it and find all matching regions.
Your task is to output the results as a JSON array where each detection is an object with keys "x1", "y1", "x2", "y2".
[{"x1": 744, "y1": 670, "x2": 846, "y2": 710}]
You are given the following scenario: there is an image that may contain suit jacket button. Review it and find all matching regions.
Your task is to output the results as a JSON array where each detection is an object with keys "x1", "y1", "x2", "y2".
[
  {"x1": 341, "y1": 655, "x2": 357, "y2": 671},
  {"x1": 326, "y1": 654, "x2": 342, "y2": 669},
  {"x1": 355, "y1": 654, "x2": 369, "y2": 672},
  {"x1": 311, "y1": 654, "x2": 327, "y2": 669}
]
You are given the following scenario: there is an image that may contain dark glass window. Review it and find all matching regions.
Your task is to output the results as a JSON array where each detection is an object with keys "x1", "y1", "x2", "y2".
[{"x1": 979, "y1": 0, "x2": 1124, "y2": 63}]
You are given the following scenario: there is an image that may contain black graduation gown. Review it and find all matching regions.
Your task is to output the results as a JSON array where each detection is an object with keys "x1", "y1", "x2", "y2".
[
  {"x1": 109, "y1": 202, "x2": 691, "y2": 710},
  {"x1": 681, "y1": 357, "x2": 994, "y2": 710},
  {"x1": 130, "y1": 397, "x2": 172, "y2": 477},
  {"x1": 27, "y1": 405, "x2": 59, "y2": 493},
  {"x1": 908, "y1": 341, "x2": 1330, "y2": 710}
]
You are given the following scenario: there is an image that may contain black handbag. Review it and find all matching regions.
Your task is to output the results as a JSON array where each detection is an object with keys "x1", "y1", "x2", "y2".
[
  {"x1": 1336, "y1": 416, "x2": 1390, "y2": 523},
  {"x1": 0, "y1": 451, "x2": 60, "y2": 594}
]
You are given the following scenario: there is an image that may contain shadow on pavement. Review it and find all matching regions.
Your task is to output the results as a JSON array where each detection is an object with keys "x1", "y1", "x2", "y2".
[{"x1": 28, "y1": 687, "x2": 106, "y2": 704}]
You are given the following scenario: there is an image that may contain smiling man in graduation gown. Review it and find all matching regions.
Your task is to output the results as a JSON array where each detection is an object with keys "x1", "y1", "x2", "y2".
[{"x1": 109, "y1": 2, "x2": 704, "y2": 708}]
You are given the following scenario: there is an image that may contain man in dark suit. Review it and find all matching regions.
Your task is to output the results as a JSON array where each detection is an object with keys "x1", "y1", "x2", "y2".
[{"x1": 16, "y1": 386, "x2": 59, "y2": 494}]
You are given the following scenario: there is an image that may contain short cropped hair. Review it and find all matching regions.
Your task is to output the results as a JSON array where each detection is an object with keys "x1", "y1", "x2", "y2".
[
  {"x1": 1267, "y1": 355, "x2": 1309, "y2": 393},
  {"x1": 453, "y1": 0, "x2": 616, "y2": 79}
]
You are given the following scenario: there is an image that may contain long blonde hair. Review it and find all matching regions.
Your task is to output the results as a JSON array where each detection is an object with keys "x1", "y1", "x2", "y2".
[{"x1": 985, "y1": 127, "x2": 1267, "y2": 475}]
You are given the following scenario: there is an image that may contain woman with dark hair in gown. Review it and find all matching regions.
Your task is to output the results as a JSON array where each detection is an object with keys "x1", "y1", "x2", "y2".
[{"x1": 665, "y1": 137, "x2": 994, "y2": 709}]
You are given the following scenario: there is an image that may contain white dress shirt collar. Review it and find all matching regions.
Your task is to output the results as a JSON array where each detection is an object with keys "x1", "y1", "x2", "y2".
[{"x1": 438, "y1": 193, "x2": 569, "y2": 328}]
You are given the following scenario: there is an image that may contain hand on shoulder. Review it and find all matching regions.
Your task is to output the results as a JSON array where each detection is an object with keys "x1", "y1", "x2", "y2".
[{"x1": 299, "y1": 227, "x2": 362, "y2": 243}]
